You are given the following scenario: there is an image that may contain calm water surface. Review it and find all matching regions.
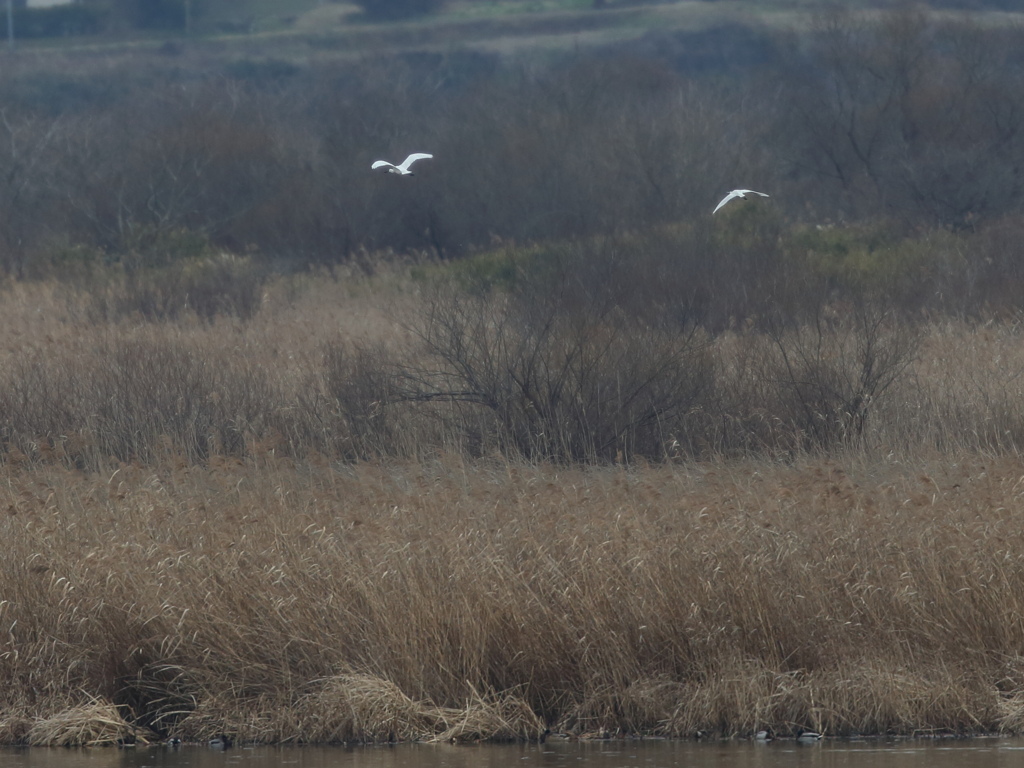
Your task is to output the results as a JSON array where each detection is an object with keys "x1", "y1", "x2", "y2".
[{"x1": 5, "y1": 739, "x2": 1024, "y2": 768}]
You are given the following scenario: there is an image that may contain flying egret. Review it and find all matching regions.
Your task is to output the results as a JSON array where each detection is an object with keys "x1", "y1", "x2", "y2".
[
  {"x1": 371, "y1": 153, "x2": 433, "y2": 176},
  {"x1": 713, "y1": 188, "x2": 770, "y2": 215}
]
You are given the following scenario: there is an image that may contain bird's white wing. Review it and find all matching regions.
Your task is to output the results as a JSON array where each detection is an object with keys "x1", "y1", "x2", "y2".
[
  {"x1": 713, "y1": 189, "x2": 770, "y2": 214},
  {"x1": 713, "y1": 190, "x2": 742, "y2": 214},
  {"x1": 397, "y1": 153, "x2": 433, "y2": 172},
  {"x1": 371, "y1": 160, "x2": 396, "y2": 171}
]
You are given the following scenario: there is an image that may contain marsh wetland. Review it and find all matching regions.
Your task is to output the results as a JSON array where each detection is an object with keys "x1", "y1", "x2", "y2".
[{"x1": 3, "y1": 0, "x2": 1024, "y2": 748}]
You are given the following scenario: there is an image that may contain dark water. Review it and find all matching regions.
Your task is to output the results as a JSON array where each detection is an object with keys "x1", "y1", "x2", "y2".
[{"x1": 5, "y1": 739, "x2": 1024, "y2": 768}]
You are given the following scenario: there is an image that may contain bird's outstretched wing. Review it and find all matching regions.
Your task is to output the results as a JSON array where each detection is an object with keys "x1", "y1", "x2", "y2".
[
  {"x1": 371, "y1": 160, "x2": 397, "y2": 171},
  {"x1": 397, "y1": 153, "x2": 433, "y2": 172},
  {"x1": 713, "y1": 190, "x2": 742, "y2": 214},
  {"x1": 713, "y1": 189, "x2": 770, "y2": 214}
]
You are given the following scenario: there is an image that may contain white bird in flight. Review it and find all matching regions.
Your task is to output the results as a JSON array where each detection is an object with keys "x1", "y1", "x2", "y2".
[
  {"x1": 713, "y1": 189, "x2": 770, "y2": 214},
  {"x1": 371, "y1": 153, "x2": 433, "y2": 176}
]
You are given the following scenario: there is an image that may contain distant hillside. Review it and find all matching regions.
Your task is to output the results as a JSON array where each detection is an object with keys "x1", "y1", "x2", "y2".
[{"x1": 12, "y1": 0, "x2": 1024, "y2": 55}]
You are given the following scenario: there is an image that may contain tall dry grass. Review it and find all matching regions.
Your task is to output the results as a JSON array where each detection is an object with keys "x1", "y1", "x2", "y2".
[
  {"x1": 1, "y1": 274, "x2": 1020, "y2": 466},
  {"x1": 3, "y1": 452, "x2": 1024, "y2": 743},
  {"x1": 3, "y1": 273, "x2": 1024, "y2": 742}
]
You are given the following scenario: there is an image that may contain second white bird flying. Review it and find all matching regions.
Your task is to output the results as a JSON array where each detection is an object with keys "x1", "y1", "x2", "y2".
[
  {"x1": 372, "y1": 153, "x2": 433, "y2": 176},
  {"x1": 713, "y1": 189, "x2": 770, "y2": 215}
]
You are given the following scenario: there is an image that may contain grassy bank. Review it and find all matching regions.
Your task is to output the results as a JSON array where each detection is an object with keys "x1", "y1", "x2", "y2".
[
  {"x1": 1, "y1": 271, "x2": 1024, "y2": 744},
  {"x1": 4, "y1": 449, "x2": 1024, "y2": 744}
]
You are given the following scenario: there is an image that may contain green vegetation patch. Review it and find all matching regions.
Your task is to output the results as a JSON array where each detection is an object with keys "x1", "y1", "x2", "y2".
[
  {"x1": 412, "y1": 240, "x2": 577, "y2": 293},
  {"x1": 789, "y1": 223, "x2": 962, "y2": 297}
]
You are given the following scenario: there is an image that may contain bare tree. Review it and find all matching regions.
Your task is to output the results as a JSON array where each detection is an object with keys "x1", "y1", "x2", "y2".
[{"x1": 776, "y1": 8, "x2": 1024, "y2": 228}]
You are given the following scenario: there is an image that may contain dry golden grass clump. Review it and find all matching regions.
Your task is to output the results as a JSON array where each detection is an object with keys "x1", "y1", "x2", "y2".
[
  {"x1": 431, "y1": 687, "x2": 547, "y2": 743},
  {"x1": 25, "y1": 699, "x2": 155, "y2": 747},
  {"x1": 285, "y1": 674, "x2": 435, "y2": 743}
]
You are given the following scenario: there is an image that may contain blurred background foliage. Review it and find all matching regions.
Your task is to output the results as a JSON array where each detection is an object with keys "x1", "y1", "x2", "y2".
[{"x1": 0, "y1": 2, "x2": 1018, "y2": 323}]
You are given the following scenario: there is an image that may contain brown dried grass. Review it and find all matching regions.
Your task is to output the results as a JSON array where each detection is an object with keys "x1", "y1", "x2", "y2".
[
  {"x1": 2, "y1": 452, "x2": 1024, "y2": 741},
  {"x1": 26, "y1": 699, "x2": 156, "y2": 746},
  {"x1": 4, "y1": 271, "x2": 1024, "y2": 466},
  {"x1": 431, "y1": 687, "x2": 547, "y2": 743},
  {"x1": 2, "y1": 276, "x2": 1024, "y2": 742},
  {"x1": 287, "y1": 675, "x2": 435, "y2": 743}
]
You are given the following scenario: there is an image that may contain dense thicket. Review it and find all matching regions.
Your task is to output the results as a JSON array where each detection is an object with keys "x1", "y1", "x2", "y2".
[
  {"x1": 0, "y1": 8, "x2": 1021, "y2": 465},
  {"x1": 0, "y1": 9, "x2": 1020, "y2": 278}
]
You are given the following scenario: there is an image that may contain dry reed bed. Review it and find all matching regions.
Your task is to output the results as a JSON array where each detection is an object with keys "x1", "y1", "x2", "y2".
[
  {"x1": 5, "y1": 274, "x2": 1024, "y2": 466},
  {"x1": 3, "y1": 453, "x2": 1024, "y2": 742},
  {"x1": 3, "y1": 278, "x2": 1024, "y2": 742}
]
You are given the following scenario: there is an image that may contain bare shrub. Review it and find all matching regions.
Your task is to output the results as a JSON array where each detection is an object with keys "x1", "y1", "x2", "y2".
[
  {"x1": 775, "y1": 8, "x2": 1024, "y2": 228},
  {"x1": 60, "y1": 82, "x2": 292, "y2": 256},
  {"x1": 751, "y1": 306, "x2": 921, "y2": 450},
  {"x1": 407, "y1": 285, "x2": 714, "y2": 462},
  {"x1": 0, "y1": 113, "x2": 67, "y2": 275},
  {"x1": 428, "y1": 59, "x2": 774, "y2": 255}
]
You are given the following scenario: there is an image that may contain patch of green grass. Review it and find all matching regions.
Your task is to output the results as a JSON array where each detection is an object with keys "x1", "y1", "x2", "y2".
[
  {"x1": 787, "y1": 222, "x2": 961, "y2": 296},
  {"x1": 411, "y1": 241, "x2": 576, "y2": 293}
]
